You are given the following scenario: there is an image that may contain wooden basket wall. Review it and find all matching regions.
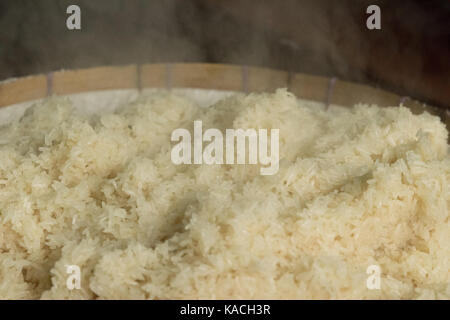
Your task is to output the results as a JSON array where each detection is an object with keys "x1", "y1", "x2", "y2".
[{"x1": 0, "y1": 63, "x2": 448, "y2": 130}]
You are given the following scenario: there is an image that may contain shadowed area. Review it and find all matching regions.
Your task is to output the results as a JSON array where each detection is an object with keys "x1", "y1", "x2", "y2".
[{"x1": 0, "y1": 0, "x2": 448, "y2": 108}]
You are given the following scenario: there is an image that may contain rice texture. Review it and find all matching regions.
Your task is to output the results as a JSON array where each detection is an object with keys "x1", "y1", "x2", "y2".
[{"x1": 0, "y1": 89, "x2": 448, "y2": 299}]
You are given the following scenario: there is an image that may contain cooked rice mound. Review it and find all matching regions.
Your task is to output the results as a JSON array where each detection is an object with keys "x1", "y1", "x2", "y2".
[{"x1": 0, "y1": 89, "x2": 448, "y2": 299}]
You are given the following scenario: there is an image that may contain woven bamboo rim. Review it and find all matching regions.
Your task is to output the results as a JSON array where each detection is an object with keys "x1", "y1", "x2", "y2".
[{"x1": 0, "y1": 63, "x2": 448, "y2": 130}]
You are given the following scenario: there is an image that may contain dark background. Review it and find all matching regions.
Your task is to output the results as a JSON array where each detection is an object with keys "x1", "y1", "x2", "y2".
[{"x1": 0, "y1": 0, "x2": 449, "y2": 108}]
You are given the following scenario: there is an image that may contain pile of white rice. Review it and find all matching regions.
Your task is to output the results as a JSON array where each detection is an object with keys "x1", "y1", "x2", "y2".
[{"x1": 0, "y1": 88, "x2": 448, "y2": 299}]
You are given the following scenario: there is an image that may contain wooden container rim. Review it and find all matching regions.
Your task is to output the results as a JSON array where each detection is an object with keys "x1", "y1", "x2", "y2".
[{"x1": 0, "y1": 63, "x2": 447, "y2": 128}]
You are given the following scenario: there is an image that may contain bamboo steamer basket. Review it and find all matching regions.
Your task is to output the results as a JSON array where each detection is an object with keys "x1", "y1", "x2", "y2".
[{"x1": 0, "y1": 63, "x2": 448, "y2": 133}]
